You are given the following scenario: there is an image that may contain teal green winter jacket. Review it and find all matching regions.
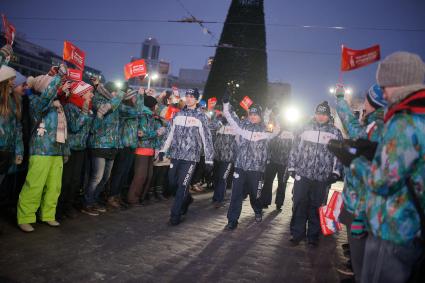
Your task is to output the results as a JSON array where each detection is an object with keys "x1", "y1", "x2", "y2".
[
  {"x1": 64, "y1": 103, "x2": 94, "y2": 151},
  {"x1": 336, "y1": 97, "x2": 385, "y2": 215},
  {"x1": 29, "y1": 75, "x2": 70, "y2": 156},
  {"x1": 350, "y1": 89, "x2": 425, "y2": 245},
  {"x1": 88, "y1": 90, "x2": 124, "y2": 149},
  {"x1": 0, "y1": 93, "x2": 23, "y2": 157}
]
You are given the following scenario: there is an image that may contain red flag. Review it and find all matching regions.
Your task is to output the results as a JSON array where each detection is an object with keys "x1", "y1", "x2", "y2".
[
  {"x1": 63, "y1": 41, "x2": 85, "y2": 70},
  {"x1": 239, "y1": 96, "x2": 253, "y2": 111},
  {"x1": 124, "y1": 59, "x2": 147, "y2": 80},
  {"x1": 165, "y1": 106, "x2": 180, "y2": 121},
  {"x1": 66, "y1": 68, "x2": 83, "y2": 81},
  {"x1": 207, "y1": 97, "x2": 217, "y2": 110},
  {"x1": 341, "y1": 44, "x2": 380, "y2": 71},
  {"x1": 1, "y1": 14, "x2": 16, "y2": 45}
]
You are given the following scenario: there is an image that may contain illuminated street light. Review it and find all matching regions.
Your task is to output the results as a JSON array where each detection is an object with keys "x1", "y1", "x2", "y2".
[
  {"x1": 329, "y1": 87, "x2": 335, "y2": 94},
  {"x1": 282, "y1": 106, "x2": 301, "y2": 123},
  {"x1": 147, "y1": 72, "x2": 159, "y2": 89},
  {"x1": 114, "y1": 80, "x2": 123, "y2": 89}
]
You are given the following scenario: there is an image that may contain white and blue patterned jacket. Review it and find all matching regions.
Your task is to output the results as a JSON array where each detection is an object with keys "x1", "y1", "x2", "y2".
[
  {"x1": 214, "y1": 122, "x2": 238, "y2": 163},
  {"x1": 160, "y1": 106, "x2": 214, "y2": 164},
  {"x1": 288, "y1": 119, "x2": 343, "y2": 182},
  {"x1": 223, "y1": 102, "x2": 279, "y2": 173}
]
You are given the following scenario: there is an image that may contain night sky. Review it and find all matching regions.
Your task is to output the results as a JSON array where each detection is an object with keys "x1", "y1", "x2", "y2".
[{"x1": 2, "y1": 0, "x2": 425, "y2": 111}]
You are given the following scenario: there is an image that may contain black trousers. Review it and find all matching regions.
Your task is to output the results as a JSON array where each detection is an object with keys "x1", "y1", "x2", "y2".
[
  {"x1": 260, "y1": 162, "x2": 288, "y2": 207},
  {"x1": 58, "y1": 149, "x2": 86, "y2": 215},
  {"x1": 290, "y1": 176, "x2": 328, "y2": 242}
]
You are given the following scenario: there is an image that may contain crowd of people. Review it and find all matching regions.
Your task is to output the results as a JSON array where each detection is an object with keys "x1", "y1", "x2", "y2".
[{"x1": 1, "y1": 42, "x2": 424, "y2": 283}]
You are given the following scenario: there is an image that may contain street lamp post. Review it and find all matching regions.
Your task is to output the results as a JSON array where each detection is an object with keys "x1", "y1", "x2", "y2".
[{"x1": 147, "y1": 73, "x2": 159, "y2": 89}]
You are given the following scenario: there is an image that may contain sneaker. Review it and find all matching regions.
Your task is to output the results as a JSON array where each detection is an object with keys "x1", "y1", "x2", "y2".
[
  {"x1": 214, "y1": 202, "x2": 224, "y2": 209},
  {"x1": 18, "y1": 223, "x2": 35, "y2": 233},
  {"x1": 181, "y1": 195, "x2": 194, "y2": 215},
  {"x1": 255, "y1": 213, "x2": 262, "y2": 223},
  {"x1": 168, "y1": 218, "x2": 181, "y2": 226},
  {"x1": 276, "y1": 205, "x2": 282, "y2": 211},
  {"x1": 225, "y1": 222, "x2": 238, "y2": 230},
  {"x1": 263, "y1": 204, "x2": 269, "y2": 209},
  {"x1": 342, "y1": 243, "x2": 350, "y2": 251},
  {"x1": 45, "y1": 220, "x2": 60, "y2": 227},
  {"x1": 93, "y1": 204, "x2": 107, "y2": 213},
  {"x1": 336, "y1": 267, "x2": 354, "y2": 276},
  {"x1": 81, "y1": 206, "x2": 100, "y2": 216},
  {"x1": 289, "y1": 236, "x2": 303, "y2": 246},
  {"x1": 308, "y1": 240, "x2": 318, "y2": 248},
  {"x1": 107, "y1": 197, "x2": 121, "y2": 209}
]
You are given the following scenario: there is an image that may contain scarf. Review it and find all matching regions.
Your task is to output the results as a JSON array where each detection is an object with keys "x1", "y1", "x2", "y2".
[
  {"x1": 384, "y1": 89, "x2": 425, "y2": 123},
  {"x1": 53, "y1": 100, "x2": 67, "y2": 144}
]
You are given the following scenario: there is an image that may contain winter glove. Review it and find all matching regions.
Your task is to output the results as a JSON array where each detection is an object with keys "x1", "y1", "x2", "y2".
[
  {"x1": 327, "y1": 139, "x2": 357, "y2": 167},
  {"x1": 58, "y1": 64, "x2": 68, "y2": 77},
  {"x1": 63, "y1": 156, "x2": 69, "y2": 164},
  {"x1": 82, "y1": 99, "x2": 90, "y2": 115},
  {"x1": 288, "y1": 170, "x2": 296, "y2": 179},
  {"x1": 48, "y1": 66, "x2": 59, "y2": 76},
  {"x1": 222, "y1": 90, "x2": 230, "y2": 104},
  {"x1": 97, "y1": 103, "x2": 112, "y2": 119},
  {"x1": 137, "y1": 130, "x2": 144, "y2": 137},
  {"x1": 157, "y1": 152, "x2": 165, "y2": 162},
  {"x1": 334, "y1": 84, "x2": 345, "y2": 98},
  {"x1": 327, "y1": 173, "x2": 340, "y2": 185},
  {"x1": 15, "y1": 155, "x2": 23, "y2": 165},
  {"x1": 0, "y1": 44, "x2": 13, "y2": 61},
  {"x1": 352, "y1": 139, "x2": 378, "y2": 161}
]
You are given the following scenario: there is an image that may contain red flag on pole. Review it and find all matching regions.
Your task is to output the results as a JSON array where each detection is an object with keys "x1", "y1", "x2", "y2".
[
  {"x1": 124, "y1": 59, "x2": 147, "y2": 80},
  {"x1": 341, "y1": 44, "x2": 380, "y2": 71},
  {"x1": 207, "y1": 97, "x2": 217, "y2": 110},
  {"x1": 240, "y1": 96, "x2": 253, "y2": 111},
  {"x1": 63, "y1": 41, "x2": 85, "y2": 70},
  {"x1": 66, "y1": 68, "x2": 83, "y2": 81},
  {"x1": 1, "y1": 14, "x2": 16, "y2": 45}
]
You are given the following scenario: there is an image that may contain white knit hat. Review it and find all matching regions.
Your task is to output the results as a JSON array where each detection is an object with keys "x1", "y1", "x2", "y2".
[
  {"x1": 0, "y1": 65, "x2": 16, "y2": 83},
  {"x1": 26, "y1": 75, "x2": 53, "y2": 93},
  {"x1": 70, "y1": 81, "x2": 94, "y2": 96}
]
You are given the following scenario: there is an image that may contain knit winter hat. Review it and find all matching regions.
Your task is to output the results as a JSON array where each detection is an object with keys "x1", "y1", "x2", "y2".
[
  {"x1": 26, "y1": 75, "x2": 53, "y2": 93},
  {"x1": 13, "y1": 71, "x2": 26, "y2": 88},
  {"x1": 315, "y1": 101, "x2": 331, "y2": 116},
  {"x1": 124, "y1": 88, "x2": 138, "y2": 101},
  {"x1": 0, "y1": 65, "x2": 16, "y2": 83},
  {"x1": 366, "y1": 84, "x2": 387, "y2": 109},
  {"x1": 248, "y1": 104, "x2": 262, "y2": 117},
  {"x1": 377, "y1": 51, "x2": 425, "y2": 87},
  {"x1": 185, "y1": 88, "x2": 200, "y2": 100},
  {"x1": 144, "y1": 95, "x2": 158, "y2": 109},
  {"x1": 70, "y1": 81, "x2": 94, "y2": 97}
]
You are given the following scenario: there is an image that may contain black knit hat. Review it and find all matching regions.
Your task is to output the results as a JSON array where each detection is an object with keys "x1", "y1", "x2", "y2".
[
  {"x1": 144, "y1": 95, "x2": 158, "y2": 109},
  {"x1": 315, "y1": 101, "x2": 331, "y2": 116}
]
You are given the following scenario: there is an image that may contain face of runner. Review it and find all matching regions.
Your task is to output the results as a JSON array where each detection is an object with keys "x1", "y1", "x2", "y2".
[
  {"x1": 185, "y1": 94, "x2": 197, "y2": 109},
  {"x1": 314, "y1": 113, "x2": 329, "y2": 124},
  {"x1": 248, "y1": 113, "x2": 262, "y2": 124}
]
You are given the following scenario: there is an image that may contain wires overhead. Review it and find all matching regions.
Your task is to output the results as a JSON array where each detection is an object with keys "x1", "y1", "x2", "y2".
[
  {"x1": 24, "y1": 36, "x2": 338, "y2": 56},
  {"x1": 9, "y1": 16, "x2": 425, "y2": 33}
]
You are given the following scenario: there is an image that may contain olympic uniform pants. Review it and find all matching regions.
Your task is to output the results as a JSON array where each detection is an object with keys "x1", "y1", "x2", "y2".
[{"x1": 17, "y1": 155, "x2": 63, "y2": 224}]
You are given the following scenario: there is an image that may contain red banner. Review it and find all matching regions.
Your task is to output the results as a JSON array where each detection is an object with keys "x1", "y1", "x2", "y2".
[
  {"x1": 165, "y1": 106, "x2": 180, "y2": 121},
  {"x1": 66, "y1": 68, "x2": 83, "y2": 81},
  {"x1": 240, "y1": 96, "x2": 253, "y2": 111},
  {"x1": 208, "y1": 97, "x2": 217, "y2": 110},
  {"x1": 63, "y1": 41, "x2": 85, "y2": 70},
  {"x1": 341, "y1": 44, "x2": 380, "y2": 71},
  {"x1": 124, "y1": 59, "x2": 147, "y2": 80},
  {"x1": 2, "y1": 14, "x2": 16, "y2": 45}
]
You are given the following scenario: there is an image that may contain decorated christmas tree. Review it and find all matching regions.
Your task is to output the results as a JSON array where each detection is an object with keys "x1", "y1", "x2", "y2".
[{"x1": 203, "y1": 0, "x2": 268, "y2": 108}]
